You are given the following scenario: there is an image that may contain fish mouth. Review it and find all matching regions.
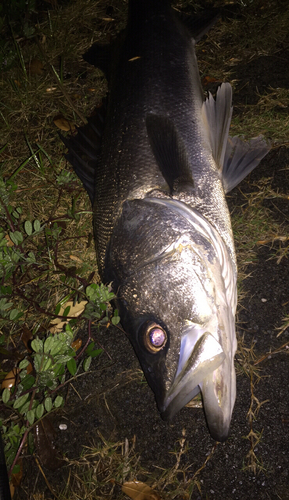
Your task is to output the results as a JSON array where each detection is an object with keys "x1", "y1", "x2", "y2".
[{"x1": 161, "y1": 327, "x2": 233, "y2": 441}]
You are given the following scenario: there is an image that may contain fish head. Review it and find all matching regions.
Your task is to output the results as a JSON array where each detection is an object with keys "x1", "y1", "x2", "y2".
[{"x1": 106, "y1": 198, "x2": 237, "y2": 441}]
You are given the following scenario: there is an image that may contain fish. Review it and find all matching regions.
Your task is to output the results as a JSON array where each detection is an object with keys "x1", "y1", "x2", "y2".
[{"x1": 61, "y1": 0, "x2": 270, "y2": 441}]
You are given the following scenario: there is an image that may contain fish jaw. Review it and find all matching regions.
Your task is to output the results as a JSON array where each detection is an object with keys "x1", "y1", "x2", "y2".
[
  {"x1": 161, "y1": 303, "x2": 237, "y2": 442},
  {"x1": 161, "y1": 329, "x2": 225, "y2": 419}
]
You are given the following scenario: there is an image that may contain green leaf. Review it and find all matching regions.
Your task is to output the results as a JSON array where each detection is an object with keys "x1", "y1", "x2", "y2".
[
  {"x1": 33, "y1": 353, "x2": 43, "y2": 372},
  {"x1": 27, "y1": 410, "x2": 35, "y2": 425},
  {"x1": 31, "y1": 338, "x2": 43, "y2": 353},
  {"x1": 21, "y1": 374, "x2": 35, "y2": 391},
  {"x1": 111, "y1": 315, "x2": 120, "y2": 325},
  {"x1": 0, "y1": 299, "x2": 13, "y2": 311},
  {"x1": 67, "y1": 358, "x2": 77, "y2": 376},
  {"x1": 63, "y1": 305, "x2": 71, "y2": 317},
  {"x1": 24, "y1": 220, "x2": 33, "y2": 236},
  {"x1": 90, "y1": 348, "x2": 103, "y2": 358},
  {"x1": 44, "y1": 397, "x2": 52, "y2": 412},
  {"x1": 9, "y1": 231, "x2": 23, "y2": 245},
  {"x1": 43, "y1": 357, "x2": 52, "y2": 371},
  {"x1": 34, "y1": 220, "x2": 41, "y2": 232},
  {"x1": 9, "y1": 308, "x2": 20, "y2": 321},
  {"x1": 83, "y1": 356, "x2": 92, "y2": 372},
  {"x1": 13, "y1": 393, "x2": 29, "y2": 409},
  {"x1": 44, "y1": 336, "x2": 54, "y2": 354},
  {"x1": 50, "y1": 340, "x2": 64, "y2": 356},
  {"x1": 27, "y1": 251, "x2": 36, "y2": 262},
  {"x1": 55, "y1": 303, "x2": 61, "y2": 316},
  {"x1": 18, "y1": 400, "x2": 31, "y2": 415},
  {"x1": 54, "y1": 396, "x2": 63, "y2": 408},
  {"x1": 36, "y1": 403, "x2": 44, "y2": 419},
  {"x1": 19, "y1": 359, "x2": 29, "y2": 370},
  {"x1": 2, "y1": 388, "x2": 11, "y2": 403},
  {"x1": 12, "y1": 464, "x2": 21, "y2": 475},
  {"x1": 85, "y1": 342, "x2": 95, "y2": 354}
]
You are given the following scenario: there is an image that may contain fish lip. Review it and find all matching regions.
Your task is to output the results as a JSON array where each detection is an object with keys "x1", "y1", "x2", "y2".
[{"x1": 160, "y1": 331, "x2": 225, "y2": 420}]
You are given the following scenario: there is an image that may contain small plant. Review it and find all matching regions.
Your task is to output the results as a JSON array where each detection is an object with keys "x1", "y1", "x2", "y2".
[{"x1": 0, "y1": 152, "x2": 120, "y2": 479}]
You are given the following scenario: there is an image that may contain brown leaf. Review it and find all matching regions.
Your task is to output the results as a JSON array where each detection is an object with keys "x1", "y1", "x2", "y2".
[
  {"x1": 5, "y1": 234, "x2": 14, "y2": 247},
  {"x1": 49, "y1": 300, "x2": 87, "y2": 333},
  {"x1": 1, "y1": 368, "x2": 19, "y2": 389},
  {"x1": 71, "y1": 338, "x2": 82, "y2": 351},
  {"x1": 10, "y1": 483, "x2": 15, "y2": 499},
  {"x1": 202, "y1": 75, "x2": 219, "y2": 85},
  {"x1": 122, "y1": 481, "x2": 161, "y2": 500},
  {"x1": 70, "y1": 255, "x2": 83, "y2": 263},
  {"x1": 53, "y1": 115, "x2": 75, "y2": 132},
  {"x1": 29, "y1": 58, "x2": 44, "y2": 75}
]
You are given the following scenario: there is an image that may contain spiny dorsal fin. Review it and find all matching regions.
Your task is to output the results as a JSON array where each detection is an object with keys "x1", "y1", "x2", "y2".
[{"x1": 146, "y1": 114, "x2": 194, "y2": 194}]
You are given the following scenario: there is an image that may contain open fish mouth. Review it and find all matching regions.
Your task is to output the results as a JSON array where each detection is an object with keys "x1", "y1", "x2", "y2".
[
  {"x1": 161, "y1": 304, "x2": 236, "y2": 442},
  {"x1": 161, "y1": 329, "x2": 225, "y2": 419}
]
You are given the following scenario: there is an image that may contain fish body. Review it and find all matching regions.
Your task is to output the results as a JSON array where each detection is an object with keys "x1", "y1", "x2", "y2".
[{"x1": 63, "y1": 0, "x2": 269, "y2": 441}]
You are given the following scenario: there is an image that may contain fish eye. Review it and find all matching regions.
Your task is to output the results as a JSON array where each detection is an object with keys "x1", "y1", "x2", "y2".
[{"x1": 143, "y1": 322, "x2": 167, "y2": 353}]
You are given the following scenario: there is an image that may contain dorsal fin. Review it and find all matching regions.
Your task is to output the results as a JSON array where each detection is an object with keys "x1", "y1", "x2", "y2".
[
  {"x1": 146, "y1": 114, "x2": 194, "y2": 194},
  {"x1": 202, "y1": 83, "x2": 270, "y2": 193},
  {"x1": 60, "y1": 105, "x2": 106, "y2": 204},
  {"x1": 176, "y1": 9, "x2": 221, "y2": 42}
]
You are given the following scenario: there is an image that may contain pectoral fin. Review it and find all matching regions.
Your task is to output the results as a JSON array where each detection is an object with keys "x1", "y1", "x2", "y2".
[{"x1": 146, "y1": 114, "x2": 194, "y2": 194}]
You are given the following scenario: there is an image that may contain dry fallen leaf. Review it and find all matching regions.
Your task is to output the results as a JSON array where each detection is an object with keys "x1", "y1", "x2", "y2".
[
  {"x1": 1, "y1": 368, "x2": 19, "y2": 389},
  {"x1": 5, "y1": 234, "x2": 14, "y2": 247},
  {"x1": 28, "y1": 58, "x2": 44, "y2": 75},
  {"x1": 49, "y1": 300, "x2": 87, "y2": 333},
  {"x1": 10, "y1": 483, "x2": 15, "y2": 499},
  {"x1": 53, "y1": 115, "x2": 75, "y2": 132},
  {"x1": 202, "y1": 75, "x2": 219, "y2": 85},
  {"x1": 122, "y1": 481, "x2": 161, "y2": 500},
  {"x1": 71, "y1": 339, "x2": 82, "y2": 351},
  {"x1": 70, "y1": 255, "x2": 83, "y2": 263}
]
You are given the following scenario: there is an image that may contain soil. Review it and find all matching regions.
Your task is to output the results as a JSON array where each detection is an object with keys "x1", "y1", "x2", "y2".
[{"x1": 14, "y1": 1, "x2": 289, "y2": 499}]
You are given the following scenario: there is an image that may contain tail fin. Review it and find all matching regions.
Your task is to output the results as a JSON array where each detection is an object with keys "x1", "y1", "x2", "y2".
[
  {"x1": 202, "y1": 83, "x2": 271, "y2": 193},
  {"x1": 222, "y1": 135, "x2": 271, "y2": 193}
]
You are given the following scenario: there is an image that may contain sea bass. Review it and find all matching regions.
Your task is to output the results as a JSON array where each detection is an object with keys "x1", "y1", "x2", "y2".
[{"x1": 62, "y1": 0, "x2": 270, "y2": 441}]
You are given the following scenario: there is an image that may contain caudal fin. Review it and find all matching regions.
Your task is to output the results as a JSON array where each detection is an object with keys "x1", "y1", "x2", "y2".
[
  {"x1": 222, "y1": 135, "x2": 271, "y2": 193},
  {"x1": 202, "y1": 82, "x2": 271, "y2": 193}
]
